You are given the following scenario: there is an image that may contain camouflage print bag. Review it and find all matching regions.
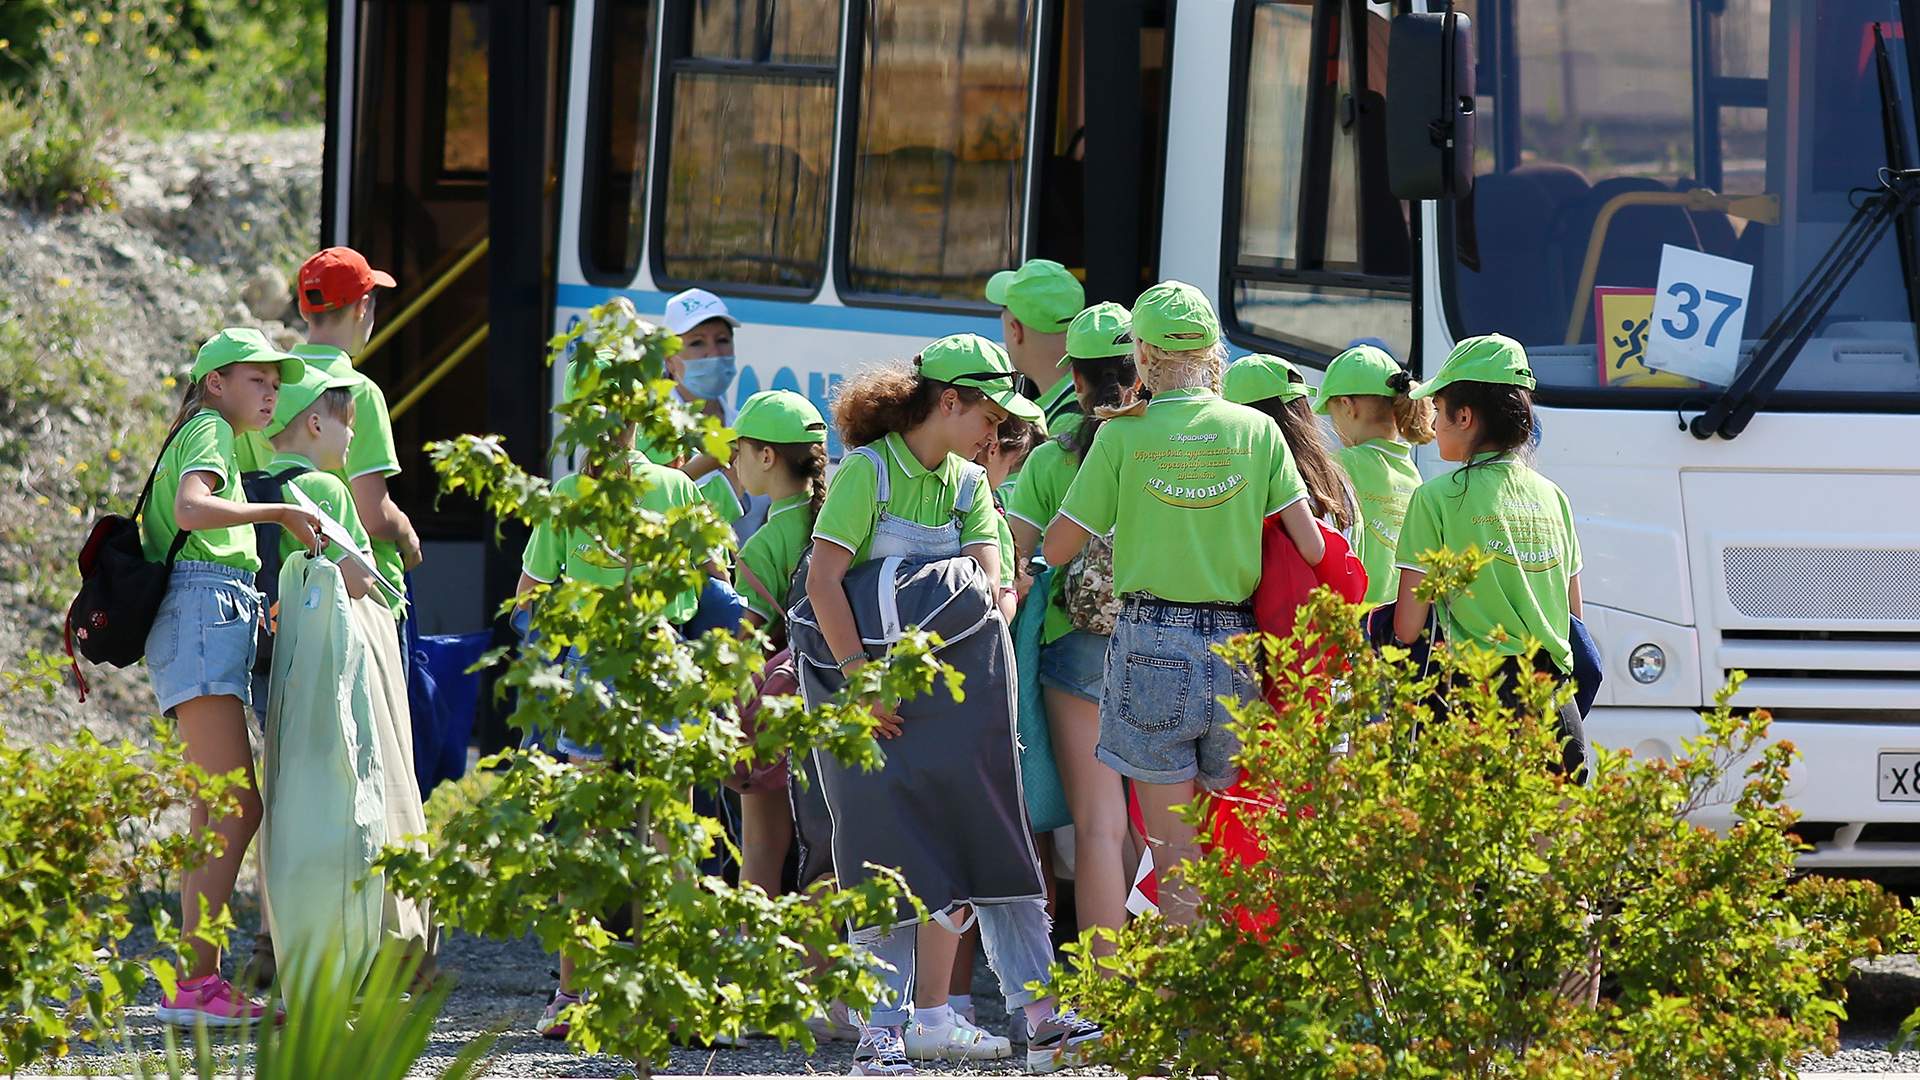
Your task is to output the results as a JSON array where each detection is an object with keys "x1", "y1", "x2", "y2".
[{"x1": 1063, "y1": 534, "x2": 1123, "y2": 636}]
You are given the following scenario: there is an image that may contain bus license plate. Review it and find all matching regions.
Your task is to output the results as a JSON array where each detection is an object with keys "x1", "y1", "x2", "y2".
[{"x1": 1878, "y1": 753, "x2": 1920, "y2": 801}]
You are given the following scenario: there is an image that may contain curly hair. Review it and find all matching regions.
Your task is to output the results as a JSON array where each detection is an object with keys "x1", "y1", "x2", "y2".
[
  {"x1": 830, "y1": 358, "x2": 987, "y2": 447},
  {"x1": 1096, "y1": 341, "x2": 1220, "y2": 422}
]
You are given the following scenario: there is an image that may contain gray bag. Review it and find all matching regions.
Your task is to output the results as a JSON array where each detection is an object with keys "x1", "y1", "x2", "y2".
[{"x1": 787, "y1": 554, "x2": 1045, "y2": 930}]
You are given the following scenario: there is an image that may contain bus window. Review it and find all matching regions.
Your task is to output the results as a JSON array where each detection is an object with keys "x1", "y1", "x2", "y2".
[
  {"x1": 654, "y1": 0, "x2": 840, "y2": 292},
  {"x1": 1227, "y1": 0, "x2": 1410, "y2": 365},
  {"x1": 1445, "y1": 0, "x2": 1919, "y2": 402},
  {"x1": 580, "y1": 0, "x2": 657, "y2": 283},
  {"x1": 841, "y1": 0, "x2": 1038, "y2": 302}
]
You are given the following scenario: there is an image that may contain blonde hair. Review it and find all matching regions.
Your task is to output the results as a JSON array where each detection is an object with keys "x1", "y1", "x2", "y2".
[
  {"x1": 166, "y1": 377, "x2": 211, "y2": 437},
  {"x1": 1096, "y1": 341, "x2": 1224, "y2": 421}
]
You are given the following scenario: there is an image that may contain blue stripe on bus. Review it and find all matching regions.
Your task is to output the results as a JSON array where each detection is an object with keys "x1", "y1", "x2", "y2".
[{"x1": 554, "y1": 283, "x2": 1003, "y2": 339}]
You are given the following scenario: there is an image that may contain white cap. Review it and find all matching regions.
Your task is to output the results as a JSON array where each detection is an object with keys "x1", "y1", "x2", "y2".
[{"x1": 663, "y1": 288, "x2": 741, "y2": 336}]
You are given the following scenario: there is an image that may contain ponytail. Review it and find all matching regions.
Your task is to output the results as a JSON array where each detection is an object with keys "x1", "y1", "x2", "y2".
[
  {"x1": 1065, "y1": 355, "x2": 1137, "y2": 459},
  {"x1": 1387, "y1": 368, "x2": 1437, "y2": 444},
  {"x1": 165, "y1": 377, "x2": 211, "y2": 438}
]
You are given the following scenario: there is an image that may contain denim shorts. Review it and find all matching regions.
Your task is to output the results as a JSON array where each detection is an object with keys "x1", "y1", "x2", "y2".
[
  {"x1": 1038, "y1": 629, "x2": 1110, "y2": 704},
  {"x1": 1095, "y1": 595, "x2": 1257, "y2": 790},
  {"x1": 146, "y1": 561, "x2": 262, "y2": 717}
]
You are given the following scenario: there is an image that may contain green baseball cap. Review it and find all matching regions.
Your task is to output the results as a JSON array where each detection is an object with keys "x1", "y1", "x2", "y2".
[
  {"x1": 1410, "y1": 334, "x2": 1536, "y2": 400},
  {"x1": 191, "y1": 328, "x2": 305, "y2": 384},
  {"x1": 1223, "y1": 353, "x2": 1310, "y2": 407},
  {"x1": 1312, "y1": 344, "x2": 1411, "y2": 414},
  {"x1": 1062, "y1": 302, "x2": 1134, "y2": 365},
  {"x1": 985, "y1": 259, "x2": 1084, "y2": 333},
  {"x1": 919, "y1": 333, "x2": 1044, "y2": 424},
  {"x1": 1130, "y1": 280, "x2": 1221, "y2": 351},
  {"x1": 266, "y1": 366, "x2": 358, "y2": 438},
  {"x1": 734, "y1": 389, "x2": 827, "y2": 445}
]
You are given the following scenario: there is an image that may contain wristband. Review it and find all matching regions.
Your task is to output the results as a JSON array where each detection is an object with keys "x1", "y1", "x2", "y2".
[{"x1": 836, "y1": 653, "x2": 865, "y2": 672}]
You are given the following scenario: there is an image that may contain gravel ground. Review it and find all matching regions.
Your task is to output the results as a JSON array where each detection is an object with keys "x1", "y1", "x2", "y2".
[{"x1": 53, "y1": 897, "x2": 1920, "y2": 1077}]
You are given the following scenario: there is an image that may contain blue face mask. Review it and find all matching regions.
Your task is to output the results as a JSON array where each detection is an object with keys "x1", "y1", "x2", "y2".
[{"x1": 680, "y1": 355, "x2": 737, "y2": 401}]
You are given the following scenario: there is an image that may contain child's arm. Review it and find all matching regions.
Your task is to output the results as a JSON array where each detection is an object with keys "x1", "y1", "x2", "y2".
[
  {"x1": 806, "y1": 542, "x2": 902, "y2": 739},
  {"x1": 1042, "y1": 515, "x2": 1090, "y2": 568},
  {"x1": 1009, "y1": 518, "x2": 1042, "y2": 565},
  {"x1": 338, "y1": 558, "x2": 377, "y2": 600},
  {"x1": 175, "y1": 472, "x2": 323, "y2": 550},
  {"x1": 1568, "y1": 573, "x2": 1583, "y2": 619},
  {"x1": 1394, "y1": 570, "x2": 1431, "y2": 646},
  {"x1": 680, "y1": 452, "x2": 724, "y2": 481},
  {"x1": 1276, "y1": 500, "x2": 1326, "y2": 566}
]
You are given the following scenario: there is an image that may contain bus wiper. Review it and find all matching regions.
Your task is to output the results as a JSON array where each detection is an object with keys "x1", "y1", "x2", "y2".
[{"x1": 1689, "y1": 27, "x2": 1920, "y2": 441}]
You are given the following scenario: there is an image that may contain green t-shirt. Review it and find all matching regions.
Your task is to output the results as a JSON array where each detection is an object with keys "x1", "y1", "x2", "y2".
[
  {"x1": 1034, "y1": 377, "x2": 1083, "y2": 439},
  {"x1": 522, "y1": 460, "x2": 705, "y2": 626},
  {"x1": 262, "y1": 451, "x2": 375, "y2": 570},
  {"x1": 1340, "y1": 439, "x2": 1422, "y2": 610},
  {"x1": 1005, "y1": 437, "x2": 1081, "y2": 643},
  {"x1": 296, "y1": 345, "x2": 407, "y2": 616},
  {"x1": 992, "y1": 507, "x2": 1015, "y2": 587},
  {"x1": 1395, "y1": 454, "x2": 1583, "y2": 674},
  {"x1": 812, "y1": 432, "x2": 1000, "y2": 567},
  {"x1": 140, "y1": 409, "x2": 260, "y2": 571},
  {"x1": 1058, "y1": 388, "x2": 1308, "y2": 604},
  {"x1": 736, "y1": 492, "x2": 813, "y2": 626},
  {"x1": 698, "y1": 471, "x2": 745, "y2": 523}
]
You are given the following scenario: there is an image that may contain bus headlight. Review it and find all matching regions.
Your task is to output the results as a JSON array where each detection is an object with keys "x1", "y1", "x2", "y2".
[{"x1": 1629, "y1": 643, "x2": 1667, "y2": 684}]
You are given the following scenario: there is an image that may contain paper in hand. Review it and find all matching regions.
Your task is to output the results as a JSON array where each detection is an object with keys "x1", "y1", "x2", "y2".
[{"x1": 285, "y1": 483, "x2": 406, "y2": 606}]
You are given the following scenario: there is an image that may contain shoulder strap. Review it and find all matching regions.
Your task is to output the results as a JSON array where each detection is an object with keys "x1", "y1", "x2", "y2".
[
  {"x1": 132, "y1": 416, "x2": 195, "y2": 523},
  {"x1": 737, "y1": 562, "x2": 784, "y2": 619},
  {"x1": 954, "y1": 462, "x2": 985, "y2": 516},
  {"x1": 849, "y1": 445, "x2": 888, "y2": 505}
]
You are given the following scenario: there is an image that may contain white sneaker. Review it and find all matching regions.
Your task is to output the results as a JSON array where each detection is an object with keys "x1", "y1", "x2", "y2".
[
  {"x1": 806, "y1": 999, "x2": 862, "y2": 1042},
  {"x1": 850, "y1": 1026, "x2": 913, "y2": 1075},
  {"x1": 903, "y1": 1012, "x2": 1012, "y2": 1061}
]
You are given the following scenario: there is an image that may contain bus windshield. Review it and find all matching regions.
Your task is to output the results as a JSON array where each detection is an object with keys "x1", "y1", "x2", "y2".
[{"x1": 1442, "y1": 0, "x2": 1920, "y2": 402}]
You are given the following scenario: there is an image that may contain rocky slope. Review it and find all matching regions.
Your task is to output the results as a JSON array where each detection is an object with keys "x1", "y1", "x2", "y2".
[{"x1": 0, "y1": 128, "x2": 323, "y2": 745}]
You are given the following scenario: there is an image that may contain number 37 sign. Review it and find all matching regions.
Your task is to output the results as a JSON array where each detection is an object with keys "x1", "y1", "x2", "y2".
[{"x1": 1645, "y1": 244, "x2": 1754, "y2": 386}]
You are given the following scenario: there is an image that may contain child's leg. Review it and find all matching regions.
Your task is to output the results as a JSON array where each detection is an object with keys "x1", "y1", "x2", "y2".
[
  {"x1": 739, "y1": 788, "x2": 793, "y2": 896},
  {"x1": 176, "y1": 694, "x2": 264, "y2": 979},
  {"x1": 1046, "y1": 686, "x2": 1129, "y2": 953},
  {"x1": 1134, "y1": 780, "x2": 1203, "y2": 926},
  {"x1": 970, "y1": 900, "x2": 1058, "y2": 1024},
  {"x1": 851, "y1": 923, "x2": 917, "y2": 1033},
  {"x1": 947, "y1": 925, "x2": 978, "y2": 1000},
  {"x1": 912, "y1": 919, "x2": 961, "y2": 1009}
]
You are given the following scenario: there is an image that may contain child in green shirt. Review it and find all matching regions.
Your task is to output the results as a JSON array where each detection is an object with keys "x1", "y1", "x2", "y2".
[
  {"x1": 1042, "y1": 282, "x2": 1324, "y2": 930},
  {"x1": 1222, "y1": 352, "x2": 1361, "y2": 542},
  {"x1": 727, "y1": 389, "x2": 828, "y2": 901},
  {"x1": 1003, "y1": 300, "x2": 1137, "y2": 962},
  {"x1": 1311, "y1": 343, "x2": 1435, "y2": 609},
  {"x1": 143, "y1": 329, "x2": 320, "y2": 1029},
  {"x1": 1391, "y1": 334, "x2": 1587, "y2": 777}
]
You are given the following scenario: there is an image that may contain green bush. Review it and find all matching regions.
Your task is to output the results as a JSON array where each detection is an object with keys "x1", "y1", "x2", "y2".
[
  {"x1": 0, "y1": 701, "x2": 240, "y2": 1070},
  {"x1": 375, "y1": 301, "x2": 938, "y2": 1073},
  {"x1": 1059, "y1": 547, "x2": 1903, "y2": 1079}
]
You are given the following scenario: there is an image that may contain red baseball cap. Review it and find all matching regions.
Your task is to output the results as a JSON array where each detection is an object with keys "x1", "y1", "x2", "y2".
[{"x1": 297, "y1": 247, "x2": 398, "y2": 314}]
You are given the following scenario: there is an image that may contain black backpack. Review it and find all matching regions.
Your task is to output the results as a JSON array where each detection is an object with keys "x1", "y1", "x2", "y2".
[
  {"x1": 240, "y1": 464, "x2": 312, "y2": 674},
  {"x1": 65, "y1": 423, "x2": 193, "y2": 701}
]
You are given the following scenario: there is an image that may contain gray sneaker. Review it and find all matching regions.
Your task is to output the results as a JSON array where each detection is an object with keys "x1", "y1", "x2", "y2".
[
  {"x1": 1025, "y1": 1009, "x2": 1103, "y2": 1074},
  {"x1": 851, "y1": 1026, "x2": 913, "y2": 1076}
]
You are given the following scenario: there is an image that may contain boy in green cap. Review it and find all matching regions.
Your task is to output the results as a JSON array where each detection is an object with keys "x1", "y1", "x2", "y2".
[
  {"x1": 987, "y1": 258, "x2": 1085, "y2": 439},
  {"x1": 1392, "y1": 333, "x2": 1587, "y2": 777},
  {"x1": 1311, "y1": 343, "x2": 1435, "y2": 609},
  {"x1": 261, "y1": 367, "x2": 387, "y2": 601},
  {"x1": 1042, "y1": 281, "x2": 1325, "y2": 929}
]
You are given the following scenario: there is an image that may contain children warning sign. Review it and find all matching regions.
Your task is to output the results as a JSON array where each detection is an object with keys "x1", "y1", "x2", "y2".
[{"x1": 1593, "y1": 287, "x2": 1700, "y2": 388}]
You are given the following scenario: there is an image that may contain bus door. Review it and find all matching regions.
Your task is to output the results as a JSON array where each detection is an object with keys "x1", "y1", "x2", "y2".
[{"x1": 323, "y1": 0, "x2": 574, "y2": 636}]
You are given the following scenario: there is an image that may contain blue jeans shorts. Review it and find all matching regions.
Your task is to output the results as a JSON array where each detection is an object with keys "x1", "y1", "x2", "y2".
[
  {"x1": 1038, "y1": 629, "x2": 1110, "y2": 704},
  {"x1": 146, "y1": 561, "x2": 262, "y2": 717},
  {"x1": 1096, "y1": 595, "x2": 1257, "y2": 790},
  {"x1": 524, "y1": 576, "x2": 749, "y2": 761}
]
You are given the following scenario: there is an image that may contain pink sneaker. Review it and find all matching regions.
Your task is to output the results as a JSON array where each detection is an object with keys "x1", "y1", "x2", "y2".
[{"x1": 155, "y1": 974, "x2": 275, "y2": 1029}]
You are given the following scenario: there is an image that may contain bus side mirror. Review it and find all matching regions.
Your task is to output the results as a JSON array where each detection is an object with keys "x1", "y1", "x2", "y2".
[{"x1": 1386, "y1": 11, "x2": 1475, "y2": 201}]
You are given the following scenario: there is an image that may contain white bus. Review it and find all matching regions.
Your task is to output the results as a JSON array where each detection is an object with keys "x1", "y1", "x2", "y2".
[{"x1": 326, "y1": 0, "x2": 1920, "y2": 865}]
